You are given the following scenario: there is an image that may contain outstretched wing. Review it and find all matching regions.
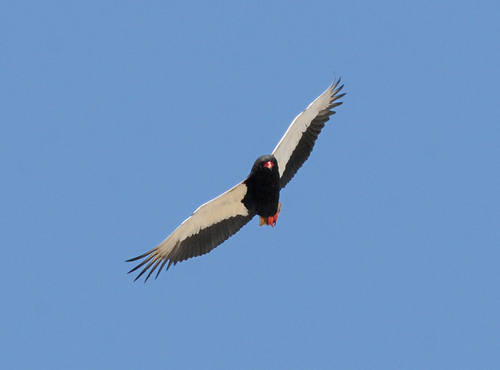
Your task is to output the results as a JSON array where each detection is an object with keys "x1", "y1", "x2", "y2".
[
  {"x1": 127, "y1": 182, "x2": 254, "y2": 281},
  {"x1": 272, "y1": 79, "x2": 345, "y2": 189}
]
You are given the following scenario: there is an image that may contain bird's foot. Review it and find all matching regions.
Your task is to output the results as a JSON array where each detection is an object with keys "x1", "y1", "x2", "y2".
[{"x1": 259, "y1": 202, "x2": 282, "y2": 227}]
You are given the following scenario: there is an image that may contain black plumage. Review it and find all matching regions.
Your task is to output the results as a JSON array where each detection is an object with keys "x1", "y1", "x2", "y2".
[{"x1": 243, "y1": 155, "x2": 280, "y2": 217}]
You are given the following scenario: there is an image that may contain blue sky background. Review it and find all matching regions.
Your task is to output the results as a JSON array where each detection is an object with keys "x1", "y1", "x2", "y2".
[{"x1": 2, "y1": 1, "x2": 499, "y2": 369}]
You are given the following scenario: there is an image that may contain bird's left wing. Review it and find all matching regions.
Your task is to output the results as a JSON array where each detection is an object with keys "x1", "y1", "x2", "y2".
[
  {"x1": 127, "y1": 182, "x2": 254, "y2": 281},
  {"x1": 272, "y1": 79, "x2": 345, "y2": 189}
]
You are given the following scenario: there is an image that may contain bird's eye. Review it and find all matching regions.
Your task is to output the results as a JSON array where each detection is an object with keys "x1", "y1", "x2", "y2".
[{"x1": 263, "y1": 161, "x2": 274, "y2": 169}]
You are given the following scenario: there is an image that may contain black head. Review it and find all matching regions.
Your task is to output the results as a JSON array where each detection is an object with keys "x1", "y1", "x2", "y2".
[{"x1": 250, "y1": 154, "x2": 279, "y2": 176}]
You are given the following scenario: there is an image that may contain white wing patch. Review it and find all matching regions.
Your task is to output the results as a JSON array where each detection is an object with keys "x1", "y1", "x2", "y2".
[
  {"x1": 272, "y1": 83, "x2": 337, "y2": 177},
  {"x1": 127, "y1": 182, "x2": 252, "y2": 281},
  {"x1": 155, "y1": 182, "x2": 249, "y2": 258}
]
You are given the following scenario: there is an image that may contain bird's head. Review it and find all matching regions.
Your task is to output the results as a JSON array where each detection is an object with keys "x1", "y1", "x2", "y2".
[{"x1": 250, "y1": 154, "x2": 278, "y2": 175}]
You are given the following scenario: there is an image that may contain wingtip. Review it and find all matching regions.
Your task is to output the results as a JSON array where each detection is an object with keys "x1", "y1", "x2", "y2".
[
  {"x1": 155, "y1": 258, "x2": 169, "y2": 279},
  {"x1": 328, "y1": 80, "x2": 345, "y2": 109},
  {"x1": 144, "y1": 259, "x2": 162, "y2": 282},
  {"x1": 126, "y1": 248, "x2": 164, "y2": 282},
  {"x1": 333, "y1": 83, "x2": 344, "y2": 95},
  {"x1": 328, "y1": 78, "x2": 345, "y2": 101},
  {"x1": 330, "y1": 77, "x2": 342, "y2": 89},
  {"x1": 126, "y1": 248, "x2": 155, "y2": 262}
]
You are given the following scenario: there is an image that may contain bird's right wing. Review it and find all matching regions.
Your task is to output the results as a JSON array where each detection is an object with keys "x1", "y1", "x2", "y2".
[
  {"x1": 127, "y1": 182, "x2": 254, "y2": 281},
  {"x1": 272, "y1": 79, "x2": 345, "y2": 189}
]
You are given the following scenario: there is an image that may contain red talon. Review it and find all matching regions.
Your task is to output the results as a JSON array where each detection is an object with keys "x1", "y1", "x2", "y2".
[
  {"x1": 258, "y1": 202, "x2": 282, "y2": 227},
  {"x1": 267, "y1": 216, "x2": 274, "y2": 226}
]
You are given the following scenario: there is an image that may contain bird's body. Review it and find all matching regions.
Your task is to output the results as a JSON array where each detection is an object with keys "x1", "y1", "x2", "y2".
[
  {"x1": 127, "y1": 79, "x2": 345, "y2": 281},
  {"x1": 243, "y1": 155, "x2": 280, "y2": 219}
]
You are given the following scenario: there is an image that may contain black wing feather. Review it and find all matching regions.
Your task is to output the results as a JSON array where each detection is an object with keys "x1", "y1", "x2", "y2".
[
  {"x1": 279, "y1": 81, "x2": 345, "y2": 189},
  {"x1": 127, "y1": 214, "x2": 254, "y2": 281}
]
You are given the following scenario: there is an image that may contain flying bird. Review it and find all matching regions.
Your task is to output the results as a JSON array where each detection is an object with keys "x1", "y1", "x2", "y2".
[{"x1": 127, "y1": 79, "x2": 345, "y2": 281}]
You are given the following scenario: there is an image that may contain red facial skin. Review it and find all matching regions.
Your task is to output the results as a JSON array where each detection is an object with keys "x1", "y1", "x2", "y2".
[{"x1": 263, "y1": 161, "x2": 274, "y2": 169}]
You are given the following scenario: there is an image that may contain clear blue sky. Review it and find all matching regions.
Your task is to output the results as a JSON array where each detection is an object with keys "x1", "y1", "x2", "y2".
[{"x1": 2, "y1": 1, "x2": 499, "y2": 369}]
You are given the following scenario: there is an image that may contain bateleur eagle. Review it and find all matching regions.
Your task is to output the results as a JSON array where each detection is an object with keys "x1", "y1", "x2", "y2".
[{"x1": 127, "y1": 79, "x2": 345, "y2": 281}]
